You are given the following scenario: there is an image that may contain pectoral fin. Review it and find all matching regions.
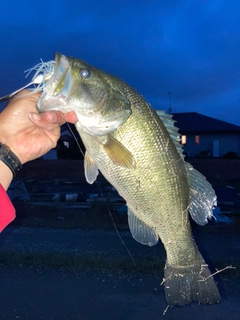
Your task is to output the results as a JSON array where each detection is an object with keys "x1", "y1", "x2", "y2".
[
  {"x1": 128, "y1": 207, "x2": 159, "y2": 246},
  {"x1": 103, "y1": 135, "x2": 136, "y2": 169},
  {"x1": 84, "y1": 150, "x2": 99, "y2": 184}
]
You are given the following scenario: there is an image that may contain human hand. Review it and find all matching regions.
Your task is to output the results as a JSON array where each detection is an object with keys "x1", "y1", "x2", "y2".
[{"x1": 0, "y1": 90, "x2": 78, "y2": 164}]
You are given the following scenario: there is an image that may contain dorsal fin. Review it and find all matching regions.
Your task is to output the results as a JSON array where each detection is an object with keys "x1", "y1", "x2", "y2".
[
  {"x1": 156, "y1": 111, "x2": 216, "y2": 225},
  {"x1": 156, "y1": 110, "x2": 184, "y2": 158},
  {"x1": 186, "y1": 162, "x2": 217, "y2": 225}
]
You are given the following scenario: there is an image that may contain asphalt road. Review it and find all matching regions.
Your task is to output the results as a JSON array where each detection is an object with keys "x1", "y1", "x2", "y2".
[
  {"x1": 0, "y1": 226, "x2": 239, "y2": 320},
  {"x1": 0, "y1": 265, "x2": 239, "y2": 320}
]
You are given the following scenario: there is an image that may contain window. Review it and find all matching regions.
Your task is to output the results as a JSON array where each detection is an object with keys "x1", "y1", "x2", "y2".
[
  {"x1": 195, "y1": 135, "x2": 200, "y2": 144},
  {"x1": 181, "y1": 135, "x2": 187, "y2": 145},
  {"x1": 63, "y1": 141, "x2": 70, "y2": 149}
]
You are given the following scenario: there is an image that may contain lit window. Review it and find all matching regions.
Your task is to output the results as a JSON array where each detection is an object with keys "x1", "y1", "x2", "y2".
[
  {"x1": 195, "y1": 135, "x2": 200, "y2": 144},
  {"x1": 181, "y1": 135, "x2": 187, "y2": 145}
]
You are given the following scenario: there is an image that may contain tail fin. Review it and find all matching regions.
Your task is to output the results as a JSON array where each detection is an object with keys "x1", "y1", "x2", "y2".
[{"x1": 163, "y1": 260, "x2": 221, "y2": 306}]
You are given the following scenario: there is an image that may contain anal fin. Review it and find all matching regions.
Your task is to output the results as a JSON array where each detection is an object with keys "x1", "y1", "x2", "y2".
[{"x1": 128, "y1": 207, "x2": 158, "y2": 246}]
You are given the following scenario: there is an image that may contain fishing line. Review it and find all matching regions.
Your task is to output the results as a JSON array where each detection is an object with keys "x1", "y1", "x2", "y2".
[
  {"x1": 66, "y1": 123, "x2": 85, "y2": 158},
  {"x1": 0, "y1": 54, "x2": 136, "y2": 266},
  {"x1": 67, "y1": 123, "x2": 136, "y2": 266},
  {"x1": 94, "y1": 180, "x2": 137, "y2": 266}
]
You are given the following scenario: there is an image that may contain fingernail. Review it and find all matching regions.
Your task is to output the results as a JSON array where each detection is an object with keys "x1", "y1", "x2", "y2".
[{"x1": 29, "y1": 112, "x2": 41, "y2": 121}]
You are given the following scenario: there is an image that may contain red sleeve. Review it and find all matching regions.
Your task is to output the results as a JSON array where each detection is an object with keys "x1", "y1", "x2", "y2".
[{"x1": 0, "y1": 184, "x2": 16, "y2": 232}]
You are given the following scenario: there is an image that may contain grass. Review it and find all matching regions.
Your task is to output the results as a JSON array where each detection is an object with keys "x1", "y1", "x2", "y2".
[
  {"x1": 6, "y1": 162, "x2": 240, "y2": 280},
  {"x1": 0, "y1": 250, "x2": 165, "y2": 274},
  {"x1": 11, "y1": 201, "x2": 129, "y2": 231},
  {"x1": 0, "y1": 250, "x2": 239, "y2": 285}
]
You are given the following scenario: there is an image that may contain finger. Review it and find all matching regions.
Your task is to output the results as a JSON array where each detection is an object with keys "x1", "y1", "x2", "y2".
[
  {"x1": 41, "y1": 111, "x2": 65, "y2": 126},
  {"x1": 63, "y1": 112, "x2": 78, "y2": 123},
  {"x1": 29, "y1": 112, "x2": 59, "y2": 130},
  {"x1": 45, "y1": 111, "x2": 78, "y2": 124}
]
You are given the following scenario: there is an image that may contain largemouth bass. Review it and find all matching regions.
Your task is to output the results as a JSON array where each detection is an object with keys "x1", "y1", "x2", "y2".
[{"x1": 37, "y1": 53, "x2": 221, "y2": 306}]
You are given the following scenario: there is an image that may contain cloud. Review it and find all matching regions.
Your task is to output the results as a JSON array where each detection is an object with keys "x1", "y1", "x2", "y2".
[{"x1": 0, "y1": 0, "x2": 240, "y2": 125}]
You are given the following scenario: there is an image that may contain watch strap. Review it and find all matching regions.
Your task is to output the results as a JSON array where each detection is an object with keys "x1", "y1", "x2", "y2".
[{"x1": 0, "y1": 142, "x2": 22, "y2": 177}]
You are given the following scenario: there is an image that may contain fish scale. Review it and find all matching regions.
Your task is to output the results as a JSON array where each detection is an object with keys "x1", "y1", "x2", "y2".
[
  {"x1": 37, "y1": 53, "x2": 221, "y2": 306},
  {"x1": 79, "y1": 84, "x2": 195, "y2": 263}
]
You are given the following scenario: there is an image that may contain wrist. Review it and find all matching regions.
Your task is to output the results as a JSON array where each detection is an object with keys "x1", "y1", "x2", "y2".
[
  {"x1": 0, "y1": 142, "x2": 22, "y2": 178},
  {"x1": 0, "y1": 133, "x2": 26, "y2": 164},
  {"x1": 0, "y1": 160, "x2": 13, "y2": 190}
]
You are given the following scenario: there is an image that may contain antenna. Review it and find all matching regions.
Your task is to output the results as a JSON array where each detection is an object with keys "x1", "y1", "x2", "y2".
[{"x1": 168, "y1": 92, "x2": 172, "y2": 114}]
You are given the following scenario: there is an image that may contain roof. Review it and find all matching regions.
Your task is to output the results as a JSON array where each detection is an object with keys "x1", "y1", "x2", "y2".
[
  {"x1": 170, "y1": 112, "x2": 240, "y2": 134},
  {"x1": 60, "y1": 134, "x2": 75, "y2": 141},
  {"x1": 60, "y1": 129, "x2": 75, "y2": 141}
]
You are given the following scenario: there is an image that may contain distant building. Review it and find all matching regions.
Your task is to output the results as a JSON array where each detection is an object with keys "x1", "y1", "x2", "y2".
[
  {"x1": 44, "y1": 111, "x2": 240, "y2": 159},
  {"x1": 57, "y1": 127, "x2": 76, "y2": 159},
  {"x1": 161, "y1": 112, "x2": 240, "y2": 158},
  {"x1": 42, "y1": 124, "x2": 85, "y2": 160},
  {"x1": 57, "y1": 124, "x2": 85, "y2": 159}
]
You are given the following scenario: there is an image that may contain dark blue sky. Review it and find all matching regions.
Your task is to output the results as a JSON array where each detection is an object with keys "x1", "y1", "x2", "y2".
[{"x1": 1, "y1": 0, "x2": 240, "y2": 125}]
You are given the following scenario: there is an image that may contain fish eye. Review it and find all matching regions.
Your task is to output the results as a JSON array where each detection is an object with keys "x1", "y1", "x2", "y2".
[{"x1": 79, "y1": 68, "x2": 91, "y2": 79}]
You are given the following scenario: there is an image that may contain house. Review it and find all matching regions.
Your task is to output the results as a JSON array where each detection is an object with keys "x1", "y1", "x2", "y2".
[
  {"x1": 163, "y1": 112, "x2": 240, "y2": 158},
  {"x1": 42, "y1": 124, "x2": 85, "y2": 160},
  {"x1": 57, "y1": 124, "x2": 85, "y2": 159}
]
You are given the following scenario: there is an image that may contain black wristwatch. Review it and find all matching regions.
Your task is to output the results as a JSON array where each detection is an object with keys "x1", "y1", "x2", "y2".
[{"x1": 0, "y1": 142, "x2": 22, "y2": 177}]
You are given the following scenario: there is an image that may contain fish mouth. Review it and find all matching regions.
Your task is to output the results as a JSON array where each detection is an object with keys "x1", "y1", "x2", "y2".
[
  {"x1": 48, "y1": 52, "x2": 73, "y2": 98},
  {"x1": 37, "y1": 53, "x2": 76, "y2": 112}
]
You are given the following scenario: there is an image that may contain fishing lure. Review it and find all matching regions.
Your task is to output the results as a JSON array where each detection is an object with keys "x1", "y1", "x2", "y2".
[{"x1": 0, "y1": 60, "x2": 55, "y2": 102}]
